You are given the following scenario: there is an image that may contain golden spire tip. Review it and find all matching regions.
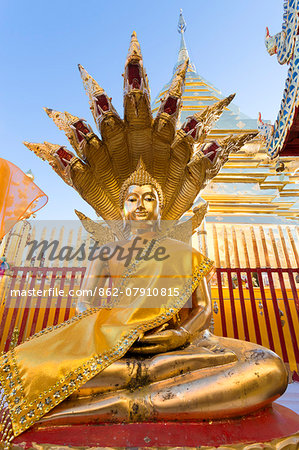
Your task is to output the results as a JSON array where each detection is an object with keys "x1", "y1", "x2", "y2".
[{"x1": 43, "y1": 107, "x2": 53, "y2": 116}]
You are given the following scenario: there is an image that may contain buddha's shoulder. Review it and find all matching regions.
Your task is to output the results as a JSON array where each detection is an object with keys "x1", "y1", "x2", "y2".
[
  {"x1": 162, "y1": 237, "x2": 196, "y2": 255},
  {"x1": 163, "y1": 238, "x2": 214, "y2": 266}
]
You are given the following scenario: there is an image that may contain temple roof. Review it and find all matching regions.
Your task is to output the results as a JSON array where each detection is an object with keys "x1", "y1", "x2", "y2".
[{"x1": 262, "y1": 0, "x2": 299, "y2": 160}]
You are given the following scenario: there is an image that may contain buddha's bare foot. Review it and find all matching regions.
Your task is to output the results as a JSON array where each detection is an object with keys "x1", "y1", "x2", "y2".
[{"x1": 37, "y1": 389, "x2": 136, "y2": 425}]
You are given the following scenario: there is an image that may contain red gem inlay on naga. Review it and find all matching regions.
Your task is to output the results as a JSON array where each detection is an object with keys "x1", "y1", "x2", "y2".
[
  {"x1": 95, "y1": 95, "x2": 110, "y2": 114},
  {"x1": 128, "y1": 63, "x2": 141, "y2": 89},
  {"x1": 56, "y1": 148, "x2": 73, "y2": 167},
  {"x1": 183, "y1": 118, "x2": 198, "y2": 139},
  {"x1": 163, "y1": 97, "x2": 178, "y2": 115},
  {"x1": 202, "y1": 142, "x2": 220, "y2": 163},
  {"x1": 74, "y1": 121, "x2": 90, "y2": 143}
]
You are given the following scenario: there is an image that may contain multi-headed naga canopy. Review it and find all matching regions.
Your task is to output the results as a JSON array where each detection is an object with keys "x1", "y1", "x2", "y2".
[{"x1": 24, "y1": 32, "x2": 257, "y2": 224}]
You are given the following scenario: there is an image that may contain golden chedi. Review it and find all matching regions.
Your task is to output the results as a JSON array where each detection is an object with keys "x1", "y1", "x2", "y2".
[{"x1": 0, "y1": 32, "x2": 287, "y2": 446}]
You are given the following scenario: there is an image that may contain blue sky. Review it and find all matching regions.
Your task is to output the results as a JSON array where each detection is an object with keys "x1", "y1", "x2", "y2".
[{"x1": 0, "y1": 0, "x2": 287, "y2": 220}]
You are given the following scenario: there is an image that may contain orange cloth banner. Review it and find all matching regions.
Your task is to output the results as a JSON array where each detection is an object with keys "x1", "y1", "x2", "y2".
[{"x1": 0, "y1": 158, "x2": 48, "y2": 239}]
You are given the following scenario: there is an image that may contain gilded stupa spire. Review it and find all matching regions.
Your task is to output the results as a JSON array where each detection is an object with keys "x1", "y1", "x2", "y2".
[{"x1": 174, "y1": 10, "x2": 195, "y2": 73}]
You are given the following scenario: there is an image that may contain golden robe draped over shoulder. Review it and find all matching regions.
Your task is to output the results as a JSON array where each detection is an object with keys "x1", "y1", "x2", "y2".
[{"x1": 0, "y1": 238, "x2": 213, "y2": 440}]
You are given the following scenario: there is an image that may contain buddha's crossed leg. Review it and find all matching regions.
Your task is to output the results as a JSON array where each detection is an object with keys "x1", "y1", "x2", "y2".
[{"x1": 37, "y1": 333, "x2": 287, "y2": 425}]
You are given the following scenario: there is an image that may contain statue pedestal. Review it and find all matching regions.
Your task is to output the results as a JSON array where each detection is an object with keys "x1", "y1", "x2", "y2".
[{"x1": 12, "y1": 404, "x2": 299, "y2": 449}]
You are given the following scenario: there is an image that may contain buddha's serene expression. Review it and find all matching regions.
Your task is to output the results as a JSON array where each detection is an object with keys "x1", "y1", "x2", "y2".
[{"x1": 123, "y1": 185, "x2": 160, "y2": 223}]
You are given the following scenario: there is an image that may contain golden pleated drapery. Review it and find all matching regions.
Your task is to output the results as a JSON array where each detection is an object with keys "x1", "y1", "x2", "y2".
[{"x1": 0, "y1": 238, "x2": 213, "y2": 440}]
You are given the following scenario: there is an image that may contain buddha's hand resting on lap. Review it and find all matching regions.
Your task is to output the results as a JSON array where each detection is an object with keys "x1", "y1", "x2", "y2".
[{"x1": 129, "y1": 327, "x2": 191, "y2": 354}]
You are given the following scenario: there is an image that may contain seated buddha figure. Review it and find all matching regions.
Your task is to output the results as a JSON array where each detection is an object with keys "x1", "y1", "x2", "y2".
[
  {"x1": 36, "y1": 167, "x2": 288, "y2": 426},
  {"x1": 1, "y1": 32, "x2": 288, "y2": 445},
  {"x1": 0, "y1": 166, "x2": 288, "y2": 449}
]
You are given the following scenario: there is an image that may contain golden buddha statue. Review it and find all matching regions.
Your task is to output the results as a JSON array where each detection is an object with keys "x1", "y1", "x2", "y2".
[
  {"x1": 36, "y1": 168, "x2": 287, "y2": 427},
  {"x1": 0, "y1": 32, "x2": 288, "y2": 446}
]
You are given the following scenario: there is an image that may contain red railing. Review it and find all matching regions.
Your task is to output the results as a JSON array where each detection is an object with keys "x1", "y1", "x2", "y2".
[
  {"x1": 213, "y1": 267, "x2": 299, "y2": 375},
  {"x1": 1, "y1": 266, "x2": 299, "y2": 376},
  {"x1": 0, "y1": 267, "x2": 86, "y2": 352}
]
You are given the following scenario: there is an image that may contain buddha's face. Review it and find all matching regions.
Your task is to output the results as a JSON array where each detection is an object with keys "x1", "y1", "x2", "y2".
[{"x1": 123, "y1": 184, "x2": 160, "y2": 224}]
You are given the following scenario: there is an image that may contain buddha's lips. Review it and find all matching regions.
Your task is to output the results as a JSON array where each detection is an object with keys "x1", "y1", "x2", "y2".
[{"x1": 134, "y1": 212, "x2": 149, "y2": 219}]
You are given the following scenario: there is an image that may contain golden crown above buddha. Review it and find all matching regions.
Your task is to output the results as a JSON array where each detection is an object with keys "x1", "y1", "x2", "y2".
[{"x1": 119, "y1": 158, "x2": 164, "y2": 209}]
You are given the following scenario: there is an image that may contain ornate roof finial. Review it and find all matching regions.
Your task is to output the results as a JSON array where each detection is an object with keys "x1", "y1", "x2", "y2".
[{"x1": 178, "y1": 9, "x2": 187, "y2": 34}]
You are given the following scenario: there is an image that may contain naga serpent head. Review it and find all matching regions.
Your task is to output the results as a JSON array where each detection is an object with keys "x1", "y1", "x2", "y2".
[{"x1": 265, "y1": 27, "x2": 278, "y2": 56}]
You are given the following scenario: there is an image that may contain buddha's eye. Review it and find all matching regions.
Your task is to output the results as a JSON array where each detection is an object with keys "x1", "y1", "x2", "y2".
[
  {"x1": 145, "y1": 196, "x2": 155, "y2": 202},
  {"x1": 127, "y1": 197, "x2": 137, "y2": 202}
]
